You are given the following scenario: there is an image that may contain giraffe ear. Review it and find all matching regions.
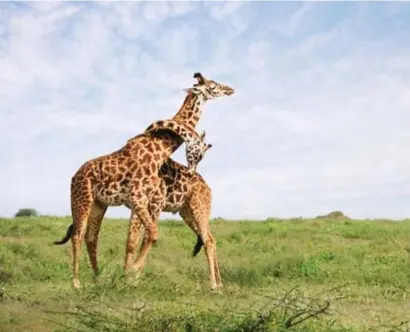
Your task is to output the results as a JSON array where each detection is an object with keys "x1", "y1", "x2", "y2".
[
  {"x1": 183, "y1": 87, "x2": 201, "y2": 95},
  {"x1": 199, "y1": 131, "x2": 206, "y2": 140},
  {"x1": 193, "y1": 72, "x2": 206, "y2": 85}
]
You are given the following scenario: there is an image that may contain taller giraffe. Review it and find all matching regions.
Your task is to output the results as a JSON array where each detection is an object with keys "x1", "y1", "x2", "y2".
[
  {"x1": 129, "y1": 74, "x2": 234, "y2": 286},
  {"x1": 55, "y1": 73, "x2": 234, "y2": 289}
]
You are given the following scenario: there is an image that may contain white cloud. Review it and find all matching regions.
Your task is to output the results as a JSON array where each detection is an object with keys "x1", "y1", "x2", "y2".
[
  {"x1": 1, "y1": 1, "x2": 410, "y2": 220},
  {"x1": 283, "y1": 2, "x2": 312, "y2": 35},
  {"x1": 270, "y1": 2, "x2": 313, "y2": 37},
  {"x1": 207, "y1": 1, "x2": 244, "y2": 21}
]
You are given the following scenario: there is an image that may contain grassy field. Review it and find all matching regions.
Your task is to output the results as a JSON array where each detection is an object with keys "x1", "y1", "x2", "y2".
[{"x1": 1, "y1": 216, "x2": 410, "y2": 331}]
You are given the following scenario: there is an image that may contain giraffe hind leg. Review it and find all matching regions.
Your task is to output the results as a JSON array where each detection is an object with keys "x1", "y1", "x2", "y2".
[
  {"x1": 191, "y1": 235, "x2": 221, "y2": 288},
  {"x1": 180, "y1": 203, "x2": 222, "y2": 290},
  {"x1": 70, "y1": 180, "x2": 95, "y2": 289},
  {"x1": 85, "y1": 201, "x2": 108, "y2": 281}
]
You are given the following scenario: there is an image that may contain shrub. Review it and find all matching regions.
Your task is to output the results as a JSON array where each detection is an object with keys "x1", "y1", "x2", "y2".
[
  {"x1": 316, "y1": 211, "x2": 350, "y2": 220},
  {"x1": 15, "y1": 208, "x2": 38, "y2": 218}
]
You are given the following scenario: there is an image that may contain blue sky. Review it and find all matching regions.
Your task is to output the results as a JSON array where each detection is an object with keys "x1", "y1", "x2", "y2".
[{"x1": 1, "y1": 1, "x2": 410, "y2": 220}]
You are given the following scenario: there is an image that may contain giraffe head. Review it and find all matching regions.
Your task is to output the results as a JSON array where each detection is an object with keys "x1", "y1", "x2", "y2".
[
  {"x1": 184, "y1": 72, "x2": 235, "y2": 100},
  {"x1": 186, "y1": 130, "x2": 212, "y2": 175}
]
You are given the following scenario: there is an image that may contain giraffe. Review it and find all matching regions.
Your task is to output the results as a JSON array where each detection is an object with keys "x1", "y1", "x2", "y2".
[
  {"x1": 54, "y1": 73, "x2": 234, "y2": 289},
  {"x1": 159, "y1": 158, "x2": 221, "y2": 288}
]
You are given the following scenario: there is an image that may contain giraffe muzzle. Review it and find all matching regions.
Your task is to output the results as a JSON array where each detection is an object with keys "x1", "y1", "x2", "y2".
[{"x1": 224, "y1": 87, "x2": 235, "y2": 96}]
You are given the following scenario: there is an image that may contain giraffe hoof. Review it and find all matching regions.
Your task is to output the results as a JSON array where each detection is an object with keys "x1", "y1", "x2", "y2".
[
  {"x1": 125, "y1": 267, "x2": 143, "y2": 280},
  {"x1": 73, "y1": 279, "x2": 81, "y2": 289},
  {"x1": 131, "y1": 265, "x2": 144, "y2": 278},
  {"x1": 210, "y1": 282, "x2": 223, "y2": 293},
  {"x1": 211, "y1": 287, "x2": 223, "y2": 294},
  {"x1": 125, "y1": 272, "x2": 142, "y2": 287}
]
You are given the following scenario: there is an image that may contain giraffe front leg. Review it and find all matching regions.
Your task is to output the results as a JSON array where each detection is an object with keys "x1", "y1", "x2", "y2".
[
  {"x1": 132, "y1": 207, "x2": 162, "y2": 274},
  {"x1": 124, "y1": 212, "x2": 142, "y2": 274},
  {"x1": 126, "y1": 207, "x2": 157, "y2": 277},
  {"x1": 132, "y1": 184, "x2": 165, "y2": 275},
  {"x1": 123, "y1": 196, "x2": 158, "y2": 280},
  {"x1": 131, "y1": 233, "x2": 151, "y2": 277}
]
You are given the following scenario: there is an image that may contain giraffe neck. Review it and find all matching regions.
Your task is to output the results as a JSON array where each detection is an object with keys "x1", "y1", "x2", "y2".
[
  {"x1": 145, "y1": 120, "x2": 198, "y2": 143},
  {"x1": 172, "y1": 91, "x2": 206, "y2": 130},
  {"x1": 125, "y1": 91, "x2": 207, "y2": 157}
]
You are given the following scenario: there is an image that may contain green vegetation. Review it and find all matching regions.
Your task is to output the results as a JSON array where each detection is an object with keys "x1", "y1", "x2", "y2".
[
  {"x1": 14, "y1": 208, "x2": 38, "y2": 218},
  {"x1": 1, "y1": 216, "x2": 410, "y2": 331}
]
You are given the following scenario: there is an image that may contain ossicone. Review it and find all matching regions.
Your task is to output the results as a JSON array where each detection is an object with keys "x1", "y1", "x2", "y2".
[{"x1": 193, "y1": 72, "x2": 206, "y2": 84}]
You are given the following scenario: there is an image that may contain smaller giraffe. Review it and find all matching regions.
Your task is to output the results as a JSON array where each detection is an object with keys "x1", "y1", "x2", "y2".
[{"x1": 143, "y1": 120, "x2": 213, "y2": 174}]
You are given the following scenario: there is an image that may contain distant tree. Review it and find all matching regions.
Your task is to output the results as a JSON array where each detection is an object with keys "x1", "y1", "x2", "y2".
[
  {"x1": 15, "y1": 208, "x2": 38, "y2": 218},
  {"x1": 316, "y1": 210, "x2": 350, "y2": 220}
]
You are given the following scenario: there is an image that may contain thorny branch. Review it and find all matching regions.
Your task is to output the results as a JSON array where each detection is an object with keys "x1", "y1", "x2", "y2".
[
  {"x1": 253, "y1": 284, "x2": 348, "y2": 329},
  {"x1": 284, "y1": 299, "x2": 331, "y2": 328}
]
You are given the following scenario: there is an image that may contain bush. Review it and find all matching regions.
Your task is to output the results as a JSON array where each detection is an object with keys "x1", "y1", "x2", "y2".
[
  {"x1": 15, "y1": 208, "x2": 38, "y2": 218},
  {"x1": 316, "y1": 211, "x2": 350, "y2": 220}
]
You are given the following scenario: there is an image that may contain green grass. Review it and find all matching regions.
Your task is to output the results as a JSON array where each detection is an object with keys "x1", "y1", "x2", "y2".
[{"x1": 1, "y1": 216, "x2": 410, "y2": 331}]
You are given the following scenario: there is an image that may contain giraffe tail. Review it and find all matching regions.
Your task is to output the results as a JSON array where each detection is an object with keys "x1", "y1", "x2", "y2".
[
  {"x1": 192, "y1": 235, "x2": 203, "y2": 257},
  {"x1": 53, "y1": 224, "x2": 74, "y2": 245}
]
